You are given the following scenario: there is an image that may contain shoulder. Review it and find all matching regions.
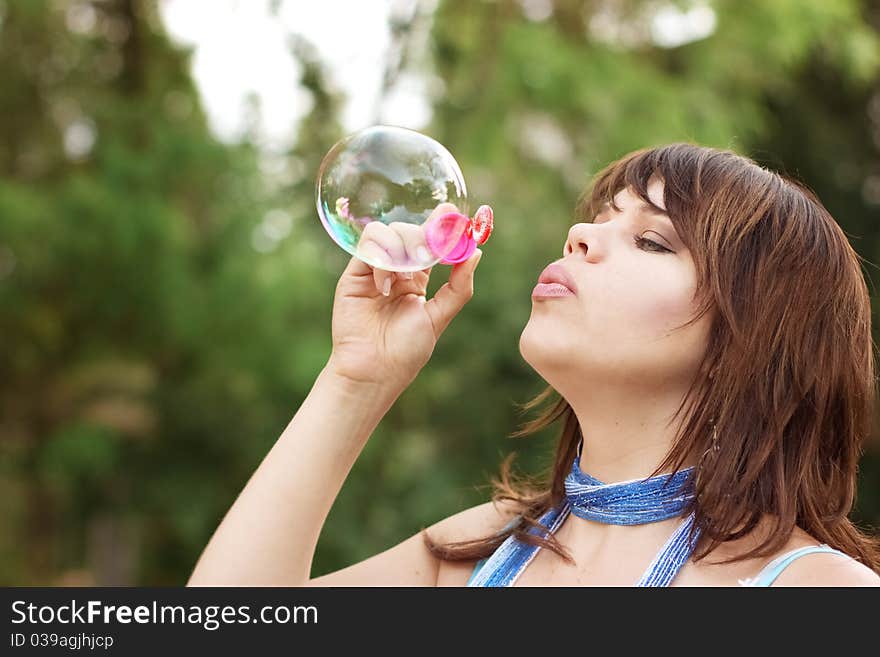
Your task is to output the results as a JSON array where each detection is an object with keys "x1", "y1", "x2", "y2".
[
  {"x1": 771, "y1": 548, "x2": 880, "y2": 587},
  {"x1": 701, "y1": 519, "x2": 880, "y2": 587},
  {"x1": 425, "y1": 498, "x2": 521, "y2": 544},
  {"x1": 305, "y1": 498, "x2": 520, "y2": 587},
  {"x1": 428, "y1": 498, "x2": 521, "y2": 587},
  {"x1": 755, "y1": 525, "x2": 880, "y2": 586}
]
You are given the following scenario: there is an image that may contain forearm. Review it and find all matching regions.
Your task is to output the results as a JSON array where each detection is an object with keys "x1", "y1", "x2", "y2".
[{"x1": 187, "y1": 361, "x2": 402, "y2": 586}]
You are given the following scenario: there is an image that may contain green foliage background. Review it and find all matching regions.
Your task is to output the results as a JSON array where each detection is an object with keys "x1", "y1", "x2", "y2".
[{"x1": 1, "y1": 0, "x2": 879, "y2": 584}]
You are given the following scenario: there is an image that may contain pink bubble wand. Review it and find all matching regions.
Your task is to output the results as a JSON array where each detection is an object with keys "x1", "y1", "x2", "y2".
[{"x1": 423, "y1": 204, "x2": 495, "y2": 265}]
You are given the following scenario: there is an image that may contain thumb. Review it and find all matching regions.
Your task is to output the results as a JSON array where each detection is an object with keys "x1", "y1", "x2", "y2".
[{"x1": 424, "y1": 248, "x2": 482, "y2": 338}]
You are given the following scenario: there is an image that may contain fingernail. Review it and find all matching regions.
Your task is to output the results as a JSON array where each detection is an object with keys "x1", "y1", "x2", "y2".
[
  {"x1": 417, "y1": 246, "x2": 430, "y2": 263},
  {"x1": 382, "y1": 277, "x2": 391, "y2": 296},
  {"x1": 403, "y1": 271, "x2": 413, "y2": 279}
]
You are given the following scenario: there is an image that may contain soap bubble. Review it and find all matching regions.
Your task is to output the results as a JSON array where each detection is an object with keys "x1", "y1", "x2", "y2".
[{"x1": 315, "y1": 125, "x2": 473, "y2": 272}]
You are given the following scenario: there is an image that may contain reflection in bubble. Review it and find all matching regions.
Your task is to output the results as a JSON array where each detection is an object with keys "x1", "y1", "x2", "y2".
[{"x1": 316, "y1": 125, "x2": 470, "y2": 271}]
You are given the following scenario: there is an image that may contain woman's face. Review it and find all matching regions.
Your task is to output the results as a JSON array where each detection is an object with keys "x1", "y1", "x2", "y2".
[{"x1": 520, "y1": 178, "x2": 712, "y2": 394}]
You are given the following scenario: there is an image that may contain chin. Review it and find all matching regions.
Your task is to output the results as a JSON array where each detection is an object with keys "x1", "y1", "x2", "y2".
[
  {"x1": 520, "y1": 321, "x2": 613, "y2": 393},
  {"x1": 519, "y1": 321, "x2": 571, "y2": 375}
]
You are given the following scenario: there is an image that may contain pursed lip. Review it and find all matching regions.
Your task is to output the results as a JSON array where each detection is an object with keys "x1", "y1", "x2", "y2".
[{"x1": 537, "y1": 263, "x2": 577, "y2": 294}]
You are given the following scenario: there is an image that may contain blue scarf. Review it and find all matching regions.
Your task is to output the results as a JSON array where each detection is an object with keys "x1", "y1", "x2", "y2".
[{"x1": 467, "y1": 441, "x2": 701, "y2": 587}]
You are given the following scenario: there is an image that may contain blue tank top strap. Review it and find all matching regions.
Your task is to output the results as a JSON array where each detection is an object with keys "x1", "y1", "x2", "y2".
[
  {"x1": 466, "y1": 558, "x2": 489, "y2": 586},
  {"x1": 466, "y1": 514, "x2": 521, "y2": 586},
  {"x1": 739, "y1": 544, "x2": 850, "y2": 587},
  {"x1": 465, "y1": 514, "x2": 522, "y2": 586}
]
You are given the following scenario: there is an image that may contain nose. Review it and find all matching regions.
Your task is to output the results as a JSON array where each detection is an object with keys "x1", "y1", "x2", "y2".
[{"x1": 564, "y1": 222, "x2": 598, "y2": 259}]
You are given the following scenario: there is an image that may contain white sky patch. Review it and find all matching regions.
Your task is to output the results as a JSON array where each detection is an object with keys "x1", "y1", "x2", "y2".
[
  {"x1": 158, "y1": 0, "x2": 702, "y2": 151},
  {"x1": 589, "y1": 0, "x2": 715, "y2": 50},
  {"x1": 378, "y1": 70, "x2": 433, "y2": 131},
  {"x1": 64, "y1": 118, "x2": 97, "y2": 160},
  {"x1": 651, "y1": 2, "x2": 717, "y2": 48},
  {"x1": 159, "y1": 0, "x2": 433, "y2": 150}
]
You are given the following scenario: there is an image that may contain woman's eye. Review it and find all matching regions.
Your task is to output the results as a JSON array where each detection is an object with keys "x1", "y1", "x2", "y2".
[{"x1": 633, "y1": 235, "x2": 672, "y2": 253}]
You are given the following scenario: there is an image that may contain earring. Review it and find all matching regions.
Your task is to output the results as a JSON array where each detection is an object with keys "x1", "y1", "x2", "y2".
[
  {"x1": 695, "y1": 417, "x2": 719, "y2": 491},
  {"x1": 700, "y1": 417, "x2": 719, "y2": 462}
]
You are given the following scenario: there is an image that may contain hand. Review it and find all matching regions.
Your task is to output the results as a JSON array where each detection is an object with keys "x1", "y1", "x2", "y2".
[{"x1": 328, "y1": 225, "x2": 483, "y2": 392}]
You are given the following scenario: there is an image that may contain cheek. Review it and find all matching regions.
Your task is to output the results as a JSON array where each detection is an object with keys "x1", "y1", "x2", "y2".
[
  {"x1": 602, "y1": 274, "x2": 707, "y2": 379},
  {"x1": 586, "y1": 272, "x2": 704, "y2": 372},
  {"x1": 630, "y1": 290, "x2": 695, "y2": 336},
  {"x1": 520, "y1": 262, "x2": 706, "y2": 383},
  {"x1": 617, "y1": 263, "x2": 698, "y2": 333},
  {"x1": 582, "y1": 272, "x2": 696, "y2": 344}
]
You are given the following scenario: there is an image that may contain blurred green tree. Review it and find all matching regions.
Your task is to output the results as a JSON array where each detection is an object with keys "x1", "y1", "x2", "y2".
[
  {"x1": 0, "y1": 0, "x2": 335, "y2": 584},
  {"x1": 1, "y1": 0, "x2": 878, "y2": 585}
]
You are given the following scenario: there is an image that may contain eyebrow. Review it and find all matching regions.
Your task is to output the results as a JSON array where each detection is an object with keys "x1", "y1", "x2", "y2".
[
  {"x1": 597, "y1": 199, "x2": 672, "y2": 225},
  {"x1": 636, "y1": 200, "x2": 669, "y2": 218},
  {"x1": 594, "y1": 199, "x2": 681, "y2": 246}
]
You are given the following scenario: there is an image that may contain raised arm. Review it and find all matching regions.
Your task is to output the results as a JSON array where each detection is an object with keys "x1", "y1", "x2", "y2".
[
  {"x1": 187, "y1": 361, "x2": 402, "y2": 586},
  {"x1": 188, "y1": 224, "x2": 484, "y2": 586}
]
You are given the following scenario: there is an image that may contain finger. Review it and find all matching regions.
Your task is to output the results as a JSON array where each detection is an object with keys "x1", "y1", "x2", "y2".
[
  {"x1": 379, "y1": 271, "x2": 416, "y2": 293},
  {"x1": 355, "y1": 239, "x2": 391, "y2": 268},
  {"x1": 415, "y1": 202, "x2": 461, "y2": 266},
  {"x1": 342, "y1": 251, "x2": 375, "y2": 278},
  {"x1": 426, "y1": 202, "x2": 462, "y2": 222},
  {"x1": 419, "y1": 202, "x2": 466, "y2": 264},
  {"x1": 355, "y1": 243, "x2": 422, "y2": 294},
  {"x1": 424, "y1": 248, "x2": 482, "y2": 338},
  {"x1": 381, "y1": 268, "x2": 423, "y2": 294},
  {"x1": 359, "y1": 223, "x2": 410, "y2": 294},
  {"x1": 388, "y1": 221, "x2": 431, "y2": 269},
  {"x1": 354, "y1": 240, "x2": 394, "y2": 294},
  {"x1": 373, "y1": 263, "x2": 393, "y2": 296},
  {"x1": 358, "y1": 222, "x2": 407, "y2": 267}
]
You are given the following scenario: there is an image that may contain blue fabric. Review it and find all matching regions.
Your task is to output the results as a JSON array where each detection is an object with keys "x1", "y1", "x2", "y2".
[
  {"x1": 467, "y1": 504, "x2": 571, "y2": 587},
  {"x1": 467, "y1": 539, "x2": 852, "y2": 587},
  {"x1": 566, "y1": 452, "x2": 697, "y2": 525},
  {"x1": 466, "y1": 444, "x2": 700, "y2": 587},
  {"x1": 739, "y1": 544, "x2": 849, "y2": 587},
  {"x1": 632, "y1": 511, "x2": 699, "y2": 586},
  {"x1": 466, "y1": 557, "x2": 489, "y2": 586}
]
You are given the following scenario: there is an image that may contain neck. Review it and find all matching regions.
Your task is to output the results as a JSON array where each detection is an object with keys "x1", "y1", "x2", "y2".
[{"x1": 567, "y1": 381, "x2": 698, "y2": 484}]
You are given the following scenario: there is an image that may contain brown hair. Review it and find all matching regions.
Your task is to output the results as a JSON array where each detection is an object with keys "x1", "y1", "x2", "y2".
[{"x1": 422, "y1": 142, "x2": 880, "y2": 574}]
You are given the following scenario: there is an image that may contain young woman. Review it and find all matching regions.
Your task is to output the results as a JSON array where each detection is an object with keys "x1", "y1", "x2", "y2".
[{"x1": 188, "y1": 143, "x2": 880, "y2": 586}]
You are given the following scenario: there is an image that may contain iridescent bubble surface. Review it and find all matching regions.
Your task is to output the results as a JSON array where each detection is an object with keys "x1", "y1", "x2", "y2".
[{"x1": 316, "y1": 125, "x2": 471, "y2": 272}]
